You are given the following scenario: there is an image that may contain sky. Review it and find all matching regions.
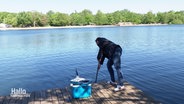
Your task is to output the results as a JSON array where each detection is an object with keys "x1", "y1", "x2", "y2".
[{"x1": 0, "y1": 0, "x2": 184, "y2": 14}]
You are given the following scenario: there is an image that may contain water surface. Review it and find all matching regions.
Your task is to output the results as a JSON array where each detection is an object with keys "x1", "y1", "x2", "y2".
[{"x1": 0, "y1": 25, "x2": 184, "y2": 104}]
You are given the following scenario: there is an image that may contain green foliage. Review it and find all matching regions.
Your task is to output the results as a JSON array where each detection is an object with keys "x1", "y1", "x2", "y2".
[
  {"x1": 112, "y1": 11, "x2": 122, "y2": 23},
  {"x1": 81, "y1": 9, "x2": 94, "y2": 25},
  {"x1": 95, "y1": 10, "x2": 108, "y2": 25},
  {"x1": 27, "y1": 11, "x2": 48, "y2": 27},
  {"x1": 1, "y1": 10, "x2": 184, "y2": 27},
  {"x1": 17, "y1": 12, "x2": 32, "y2": 27},
  {"x1": 3, "y1": 13, "x2": 17, "y2": 26},
  {"x1": 142, "y1": 11, "x2": 156, "y2": 24},
  {"x1": 106, "y1": 13, "x2": 115, "y2": 25},
  {"x1": 156, "y1": 11, "x2": 184, "y2": 24},
  {"x1": 70, "y1": 12, "x2": 82, "y2": 25},
  {"x1": 49, "y1": 12, "x2": 70, "y2": 26},
  {"x1": 0, "y1": 12, "x2": 9, "y2": 23}
]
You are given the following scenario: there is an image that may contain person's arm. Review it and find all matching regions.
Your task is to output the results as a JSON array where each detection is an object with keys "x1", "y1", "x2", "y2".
[
  {"x1": 97, "y1": 48, "x2": 102, "y2": 60},
  {"x1": 99, "y1": 55, "x2": 105, "y2": 65},
  {"x1": 97, "y1": 48, "x2": 105, "y2": 65}
]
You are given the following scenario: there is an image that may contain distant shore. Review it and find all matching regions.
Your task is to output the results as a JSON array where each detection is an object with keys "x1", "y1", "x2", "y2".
[{"x1": 0, "y1": 24, "x2": 168, "y2": 31}]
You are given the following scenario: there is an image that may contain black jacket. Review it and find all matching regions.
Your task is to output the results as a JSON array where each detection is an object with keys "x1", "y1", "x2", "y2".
[{"x1": 96, "y1": 37, "x2": 121, "y2": 65}]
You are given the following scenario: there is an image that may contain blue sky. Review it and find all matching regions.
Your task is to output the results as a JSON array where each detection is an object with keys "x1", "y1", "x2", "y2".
[{"x1": 0, "y1": 0, "x2": 184, "y2": 14}]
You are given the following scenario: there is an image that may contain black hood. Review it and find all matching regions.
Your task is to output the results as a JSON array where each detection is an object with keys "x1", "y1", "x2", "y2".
[{"x1": 95, "y1": 37, "x2": 109, "y2": 48}]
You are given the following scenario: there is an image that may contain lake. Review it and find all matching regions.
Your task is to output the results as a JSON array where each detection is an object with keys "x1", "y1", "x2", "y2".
[{"x1": 0, "y1": 25, "x2": 184, "y2": 104}]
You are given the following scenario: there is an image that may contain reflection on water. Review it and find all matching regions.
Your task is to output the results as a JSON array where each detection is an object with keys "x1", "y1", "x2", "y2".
[{"x1": 0, "y1": 25, "x2": 184, "y2": 104}]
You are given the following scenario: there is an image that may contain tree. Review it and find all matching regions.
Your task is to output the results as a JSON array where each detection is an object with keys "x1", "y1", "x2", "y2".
[
  {"x1": 49, "y1": 12, "x2": 70, "y2": 26},
  {"x1": 156, "y1": 11, "x2": 184, "y2": 24},
  {"x1": 142, "y1": 11, "x2": 156, "y2": 24},
  {"x1": 28, "y1": 11, "x2": 48, "y2": 27},
  {"x1": 17, "y1": 12, "x2": 32, "y2": 27},
  {"x1": 178, "y1": 11, "x2": 184, "y2": 23},
  {"x1": 171, "y1": 11, "x2": 184, "y2": 24},
  {"x1": 3, "y1": 13, "x2": 17, "y2": 27},
  {"x1": 156, "y1": 12, "x2": 169, "y2": 24},
  {"x1": 81, "y1": 9, "x2": 94, "y2": 25},
  {"x1": 106, "y1": 13, "x2": 115, "y2": 25},
  {"x1": 1, "y1": 9, "x2": 184, "y2": 27},
  {"x1": 70, "y1": 11, "x2": 82, "y2": 26},
  {"x1": 131, "y1": 13, "x2": 142, "y2": 24},
  {"x1": 39, "y1": 14, "x2": 48, "y2": 26},
  {"x1": 0, "y1": 12, "x2": 9, "y2": 23},
  {"x1": 47, "y1": 10, "x2": 55, "y2": 25},
  {"x1": 95, "y1": 10, "x2": 108, "y2": 25},
  {"x1": 112, "y1": 11, "x2": 122, "y2": 23},
  {"x1": 119, "y1": 9, "x2": 130, "y2": 22}
]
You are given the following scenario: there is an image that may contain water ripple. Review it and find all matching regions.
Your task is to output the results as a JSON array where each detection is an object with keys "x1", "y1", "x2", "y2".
[{"x1": 0, "y1": 25, "x2": 184, "y2": 104}]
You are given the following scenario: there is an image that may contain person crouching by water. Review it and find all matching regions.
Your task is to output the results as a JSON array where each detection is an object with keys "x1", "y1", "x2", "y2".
[{"x1": 95, "y1": 37, "x2": 125, "y2": 91}]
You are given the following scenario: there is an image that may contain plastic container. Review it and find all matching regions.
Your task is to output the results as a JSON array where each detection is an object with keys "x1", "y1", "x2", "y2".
[{"x1": 70, "y1": 78, "x2": 91, "y2": 98}]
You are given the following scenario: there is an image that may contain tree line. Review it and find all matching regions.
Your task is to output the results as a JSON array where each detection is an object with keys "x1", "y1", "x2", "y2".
[{"x1": 0, "y1": 9, "x2": 184, "y2": 27}]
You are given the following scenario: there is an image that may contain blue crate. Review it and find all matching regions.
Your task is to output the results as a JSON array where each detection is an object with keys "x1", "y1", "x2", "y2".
[{"x1": 70, "y1": 83, "x2": 91, "y2": 98}]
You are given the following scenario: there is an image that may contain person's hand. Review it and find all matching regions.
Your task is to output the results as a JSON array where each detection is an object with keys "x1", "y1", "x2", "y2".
[{"x1": 98, "y1": 59, "x2": 101, "y2": 63}]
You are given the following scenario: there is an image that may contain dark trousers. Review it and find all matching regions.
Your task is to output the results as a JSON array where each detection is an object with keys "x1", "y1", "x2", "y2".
[{"x1": 107, "y1": 47, "x2": 123, "y2": 86}]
